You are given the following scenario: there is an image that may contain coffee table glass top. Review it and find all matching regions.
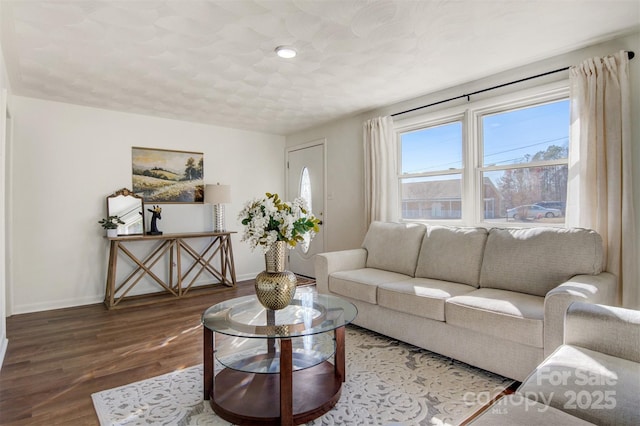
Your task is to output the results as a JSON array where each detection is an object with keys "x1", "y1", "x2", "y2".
[
  {"x1": 203, "y1": 290, "x2": 357, "y2": 373},
  {"x1": 201, "y1": 289, "x2": 357, "y2": 339}
]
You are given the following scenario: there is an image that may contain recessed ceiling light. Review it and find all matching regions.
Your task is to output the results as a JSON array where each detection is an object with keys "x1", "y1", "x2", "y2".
[{"x1": 275, "y1": 45, "x2": 297, "y2": 59}]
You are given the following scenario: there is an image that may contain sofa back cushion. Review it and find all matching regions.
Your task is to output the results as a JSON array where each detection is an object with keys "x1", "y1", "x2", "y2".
[
  {"x1": 479, "y1": 227, "x2": 604, "y2": 297},
  {"x1": 415, "y1": 225, "x2": 488, "y2": 287},
  {"x1": 362, "y1": 221, "x2": 426, "y2": 276}
]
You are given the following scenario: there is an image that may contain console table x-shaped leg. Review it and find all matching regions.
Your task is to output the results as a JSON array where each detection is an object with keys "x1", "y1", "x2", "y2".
[{"x1": 104, "y1": 232, "x2": 236, "y2": 309}]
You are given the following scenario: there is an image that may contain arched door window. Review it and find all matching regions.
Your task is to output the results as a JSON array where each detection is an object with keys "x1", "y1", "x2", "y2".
[{"x1": 299, "y1": 167, "x2": 312, "y2": 253}]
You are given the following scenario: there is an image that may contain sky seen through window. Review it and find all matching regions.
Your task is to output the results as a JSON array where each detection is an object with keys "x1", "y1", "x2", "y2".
[{"x1": 401, "y1": 99, "x2": 570, "y2": 183}]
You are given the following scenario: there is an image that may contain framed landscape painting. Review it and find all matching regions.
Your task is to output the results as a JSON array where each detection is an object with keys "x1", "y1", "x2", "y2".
[{"x1": 132, "y1": 147, "x2": 204, "y2": 203}]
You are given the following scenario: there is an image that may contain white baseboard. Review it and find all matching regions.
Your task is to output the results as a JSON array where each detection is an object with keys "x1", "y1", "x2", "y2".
[
  {"x1": 236, "y1": 272, "x2": 258, "y2": 282},
  {"x1": 11, "y1": 295, "x2": 104, "y2": 315},
  {"x1": 12, "y1": 275, "x2": 260, "y2": 314}
]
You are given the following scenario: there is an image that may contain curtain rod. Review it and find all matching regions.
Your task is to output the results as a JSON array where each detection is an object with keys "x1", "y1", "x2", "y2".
[{"x1": 391, "y1": 50, "x2": 635, "y2": 117}]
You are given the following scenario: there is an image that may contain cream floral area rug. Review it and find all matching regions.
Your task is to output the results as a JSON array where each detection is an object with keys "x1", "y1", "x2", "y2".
[{"x1": 92, "y1": 326, "x2": 513, "y2": 426}]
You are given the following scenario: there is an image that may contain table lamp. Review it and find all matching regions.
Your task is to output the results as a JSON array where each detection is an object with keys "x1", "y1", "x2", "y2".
[{"x1": 204, "y1": 183, "x2": 231, "y2": 232}]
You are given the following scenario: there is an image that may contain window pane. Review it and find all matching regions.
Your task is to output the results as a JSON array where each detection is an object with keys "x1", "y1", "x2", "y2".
[
  {"x1": 401, "y1": 175, "x2": 462, "y2": 220},
  {"x1": 299, "y1": 167, "x2": 312, "y2": 254},
  {"x1": 482, "y1": 165, "x2": 567, "y2": 223},
  {"x1": 401, "y1": 121, "x2": 462, "y2": 174},
  {"x1": 482, "y1": 100, "x2": 569, "y2": 167}
]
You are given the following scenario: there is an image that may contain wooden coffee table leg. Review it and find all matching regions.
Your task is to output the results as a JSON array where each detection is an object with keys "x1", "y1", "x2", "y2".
[
  {"x1": 280, "y1": 338, "x2": 293, "y2": 425},
  {"x1": 335, "y1": 326, "x2": 345, "y2": 382},
  {"x1": 203, "y1": 327, "x2": 214, "y2": 400}
]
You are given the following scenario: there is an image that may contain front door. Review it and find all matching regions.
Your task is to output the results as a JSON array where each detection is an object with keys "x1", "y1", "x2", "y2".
[{"x1": 286, "y1": 142, "x2": 325, "y2": 278}]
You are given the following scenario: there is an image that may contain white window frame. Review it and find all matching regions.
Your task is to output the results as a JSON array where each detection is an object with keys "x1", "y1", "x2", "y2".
[{"x1": 394, "y1": 81, "x2": 570, "y2": 228}]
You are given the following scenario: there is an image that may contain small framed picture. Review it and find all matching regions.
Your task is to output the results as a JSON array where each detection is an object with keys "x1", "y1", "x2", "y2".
[{"x1": 132, "y1": 147, "x2": 204, "y2": 203}]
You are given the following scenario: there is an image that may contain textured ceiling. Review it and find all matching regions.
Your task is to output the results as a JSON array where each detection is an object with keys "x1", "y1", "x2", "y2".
[{"x1": 1, "y1": 0, "x2": 639, "y2": 135}]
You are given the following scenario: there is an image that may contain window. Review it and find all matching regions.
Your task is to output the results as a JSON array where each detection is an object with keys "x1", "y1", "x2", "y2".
[
  {"x1": 480, "y1": 100, "x2": 569, "y2": 223},
  {"x1": 400, "y1": 120, "x2": 463, "y2": 220},
  {"x1": 299, "y1": 167, "x2": 312, "y2": 253},
  {"x1": 397, "y1": 84, "x2": 569, "y2": 226}
]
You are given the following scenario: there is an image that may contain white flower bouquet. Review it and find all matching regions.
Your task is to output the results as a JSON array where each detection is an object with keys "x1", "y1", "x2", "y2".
[{"x1": 238, "y1": 192, "x2": 321, "y2": 253}]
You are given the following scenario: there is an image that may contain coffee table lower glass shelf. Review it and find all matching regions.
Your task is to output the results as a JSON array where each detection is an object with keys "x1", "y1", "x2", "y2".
[{"x1": 201, "y1": 290, "x2": 357, "y2": 425}]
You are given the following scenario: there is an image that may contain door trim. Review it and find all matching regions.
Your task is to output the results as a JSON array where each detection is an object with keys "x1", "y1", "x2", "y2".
[{"x1": 285, "y1": 138, "x2": 327, "y2": 257}]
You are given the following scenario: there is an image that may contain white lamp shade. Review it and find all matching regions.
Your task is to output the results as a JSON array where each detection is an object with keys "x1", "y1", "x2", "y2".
[{"x1": 204, "y1": 184, "x2": 231, "y2": 204}]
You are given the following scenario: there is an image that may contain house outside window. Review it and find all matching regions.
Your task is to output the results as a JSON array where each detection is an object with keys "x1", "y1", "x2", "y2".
[{"x1": 396, "y1": 83, "x2": 569, "y2": 227}]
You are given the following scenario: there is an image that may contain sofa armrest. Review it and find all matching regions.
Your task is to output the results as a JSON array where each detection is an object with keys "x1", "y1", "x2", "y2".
[
  {"x1": 543, "y1": 272, "x2": 617, "y2": 356},
  {"x1": 314, "y1": 249, "x2": 367, "y2": 294},
  {"x1": 565, "y1": 301, "x2": 640, "y2": 363}
]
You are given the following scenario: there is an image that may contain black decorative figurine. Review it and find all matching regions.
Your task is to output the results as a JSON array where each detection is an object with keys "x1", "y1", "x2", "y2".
[{"x1": 147, "y1": 205, "x2": 163, "y2": 235}]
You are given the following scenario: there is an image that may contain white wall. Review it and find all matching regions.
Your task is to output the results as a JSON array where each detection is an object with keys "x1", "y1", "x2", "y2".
[
  {"x1": 286, "y1": 116, "x2": 365, "y2": 252},
  {"x1": 9, "y1": 97, "x2": 285, "y2": 314},
  {"x1": 286, "y1": 32, "x2": 640, "y2": 308}
]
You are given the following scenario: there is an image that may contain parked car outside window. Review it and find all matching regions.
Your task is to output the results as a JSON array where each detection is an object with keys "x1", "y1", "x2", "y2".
[
  {"x1": 507, "y1": 204, "x2": 562, "y2": 220},
  {"x1": 534, "y1": 201, "x2": 566, "y2": 215}
]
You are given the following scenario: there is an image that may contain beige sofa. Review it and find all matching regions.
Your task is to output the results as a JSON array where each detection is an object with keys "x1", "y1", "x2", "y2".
[
  {"x1": 314, "y1": 221, "x2": 617, "y2": 381},
  {"x1": 470, "y1": 302, "x2": 640, "y2": 425}
]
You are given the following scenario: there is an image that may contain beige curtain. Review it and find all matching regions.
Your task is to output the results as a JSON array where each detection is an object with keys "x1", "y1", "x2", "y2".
[
  {"x1": 363, "y1": 116, "x2": 398, "y2": 225},
  {"x1": 566, "y1": 50, "x2": 637, "y2": 308}
]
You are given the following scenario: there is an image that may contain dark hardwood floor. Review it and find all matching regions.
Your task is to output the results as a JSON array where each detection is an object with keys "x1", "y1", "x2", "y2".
[
  {"x1": 0, "y1": 280, "x2": 515, "y2": 425},
  {"x1": 0, "y1": 281, "x2": 256, "y2": 425}
]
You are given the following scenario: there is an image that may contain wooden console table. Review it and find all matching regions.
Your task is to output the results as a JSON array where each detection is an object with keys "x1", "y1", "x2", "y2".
[{"x1": 104, "y1": 232, "x2": 236, "y2": 309}]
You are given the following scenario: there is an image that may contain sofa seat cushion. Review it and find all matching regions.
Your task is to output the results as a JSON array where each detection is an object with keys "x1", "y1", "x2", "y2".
[
  {"x1": 378, "y1": 278, "x2": 476, "y2": 321},
  {"x1": 445, "y1": 288, "x2": 544, "y2": 347},
  {"x1": 415, "y1": 225, "x2": 488, "y2": 287},
  {"x1": 518, "y1": 345, "x2": 640, "y2": 425},
  {"x1": 329, "y1": 268, "x2": 412, "y2": 304}
]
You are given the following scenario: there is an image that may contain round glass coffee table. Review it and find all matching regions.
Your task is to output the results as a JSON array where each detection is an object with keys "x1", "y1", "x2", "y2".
[{"x1": 201, "y1": 289, "x2": 357, "y2": 425}]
